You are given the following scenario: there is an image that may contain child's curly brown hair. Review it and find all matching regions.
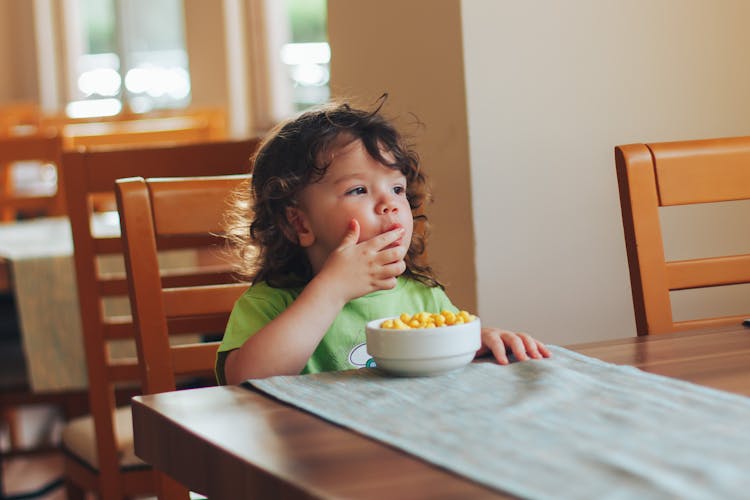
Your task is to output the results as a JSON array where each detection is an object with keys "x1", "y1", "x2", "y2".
[{"x1": 224, "y1": 98, "x2": 441, "y2": 289}]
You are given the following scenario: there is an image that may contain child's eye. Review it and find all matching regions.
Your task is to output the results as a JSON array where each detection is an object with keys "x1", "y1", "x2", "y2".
[
  {"x1": 393, "y1": 185, "x2": 406, "y2": 195},
  {"x1": 346, "y1": 186, "x2": 367, "y2": 196}
]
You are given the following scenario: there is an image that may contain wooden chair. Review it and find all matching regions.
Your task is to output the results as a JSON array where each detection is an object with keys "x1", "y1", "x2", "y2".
[
  {"x1": 40, "y1": 106, "x2": 228, "y2": 150},
  {"x1": 0, "y1": 132, "x2": 65, "y2": 221},
  {"x1": 40, "y1": 106, "x2": 225, "y2": 133},
  {"x1": 615, "y1": 136, "x2": 750, "y2": 335},
  {"x1": 0, "y1": 131, "x2": 72, "y2": 491},
  {"x1": 0, "y1": 101, "x2": 40, "y2": 132},
  {"x1": 59, "y1": 138, "x2": 258, "y2": 500},
  {"x1": 115, "y1": 174, "x2": 251, "y2": 499},
  {"x1": 60, "y1": 116, "x2": 214, "y2": 150}
]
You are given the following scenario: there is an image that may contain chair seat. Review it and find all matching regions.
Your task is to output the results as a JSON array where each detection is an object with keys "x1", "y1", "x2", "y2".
[{"x1": 61, "y1": 405, "x2": 146, "y2": 469}]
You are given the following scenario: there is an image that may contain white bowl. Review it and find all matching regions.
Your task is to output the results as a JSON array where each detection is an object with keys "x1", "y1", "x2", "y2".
[{"x1": 365, "y1": 316, "x2": 481, "y2": 376}]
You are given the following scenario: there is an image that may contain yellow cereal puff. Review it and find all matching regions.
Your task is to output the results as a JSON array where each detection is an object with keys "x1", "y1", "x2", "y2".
[
  {"x1": 393, "y1": 319, "x2": 408, "y2": 329},
  {"x1": 400, "y1": 313, "x2": 412, "y2": 324},
  {"x1": 443, "y1": 311, "x2": 456, "y2": 325},
  {"x1": 458, "y1": 310, "x2": 472, "y2": 322}
]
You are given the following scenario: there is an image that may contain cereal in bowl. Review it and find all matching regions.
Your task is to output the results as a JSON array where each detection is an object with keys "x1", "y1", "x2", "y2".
[{"x1": 379, "y1": 310, "x2": 476, "y2": 329}]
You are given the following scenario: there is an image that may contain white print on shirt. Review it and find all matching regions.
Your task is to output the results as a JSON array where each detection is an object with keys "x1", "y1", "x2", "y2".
[{"x1": 348, "y1": 342, "x2": 376, "y2": 368}]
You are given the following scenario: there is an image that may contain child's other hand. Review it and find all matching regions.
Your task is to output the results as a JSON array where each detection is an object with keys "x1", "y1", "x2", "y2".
[
  {"x1": 476, "y1": 327, "x2": 552, "y2": 365},
  {"x1": 318, "y1": 219, "x2": 407, "y2": 302}
]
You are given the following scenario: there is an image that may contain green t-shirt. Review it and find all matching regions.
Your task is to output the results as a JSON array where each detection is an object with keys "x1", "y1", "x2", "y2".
[{"x1": 216, "y1": 276, "x2": 456, "y2": 383}]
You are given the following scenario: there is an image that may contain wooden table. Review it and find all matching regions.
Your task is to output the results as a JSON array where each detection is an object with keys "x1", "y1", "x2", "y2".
[{"x1": 132, "y1": 325, "x2": 750, "y2": 499}]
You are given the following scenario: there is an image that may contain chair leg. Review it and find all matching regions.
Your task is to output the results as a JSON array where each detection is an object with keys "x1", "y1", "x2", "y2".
[
  {"x1": 0, "y1": 410, "x2": 21, "y2": 452},
  {"x1": 158, "y1": 471, "x2": 190, "y2": 500},
  {"x1": 65, "y1": 478, "x2": 86, "y2": 500},
  {"x1": 0, "y1": 163, "x2": 17, "y2": 222}
]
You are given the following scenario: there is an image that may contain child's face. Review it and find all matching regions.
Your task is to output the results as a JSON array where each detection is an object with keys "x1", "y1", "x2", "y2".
[{"x1": 288, "y1": 138, "x2": 414, "y2": 273}]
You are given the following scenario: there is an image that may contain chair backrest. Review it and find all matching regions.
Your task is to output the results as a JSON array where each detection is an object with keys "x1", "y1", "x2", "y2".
[
  {"x1": 60, "y1": 137, "x2": 258, "y2": 496},
  {"x1": 116, "y1": 175, "x2": 250, "y2": 394},
  {"x1": 0, "y1": 132, "x2": 65, "y2": 221},
  {"x1": 116, "y1": 174, "x2": 250, "y2": 499},
  {"x1": 60, "y1": 116, "x2": 215, "y2": 150},
  {"x1": 615, "y1": 136, "x2": 750, "y2": 335},
  {"x1": 40, "y1": 106, "x2": 227, "y2": 149}
]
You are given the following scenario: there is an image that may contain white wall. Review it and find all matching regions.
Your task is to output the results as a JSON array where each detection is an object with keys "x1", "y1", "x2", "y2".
[{"x1": 462, "y1": 0, "x2": 750, "y2": 344}]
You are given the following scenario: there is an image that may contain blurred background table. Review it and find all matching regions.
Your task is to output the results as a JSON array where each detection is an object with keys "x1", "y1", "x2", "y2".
[
  {"x1": 0, "y1": 215, "x2": 120, "y2": 392},
  {"x1": 0, "y1": 214, "x2": 200, "y2": 393}
]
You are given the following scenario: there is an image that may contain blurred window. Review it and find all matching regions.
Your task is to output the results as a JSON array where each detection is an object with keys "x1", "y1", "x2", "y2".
[
  {"x1": 282, "y1": 0, "x2": 329, "y2": 111},
  {"x1": 67, "y1": 0, "x2": 191, "y2": 118}
]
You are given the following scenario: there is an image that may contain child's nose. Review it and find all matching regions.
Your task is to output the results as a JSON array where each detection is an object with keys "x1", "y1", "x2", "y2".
[{"x1": 376, "y1": 196, "x2": 399, "y2": 214}]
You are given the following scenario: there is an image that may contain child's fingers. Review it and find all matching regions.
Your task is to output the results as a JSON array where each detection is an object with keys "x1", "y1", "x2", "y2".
[
  {"x1": 536, "y1": 340, "x2": 552, "y2": 358},
  {"x1": 338, "y1": 219, "x2": 360, "y2": 248},
  {"x1": 502, "y1": 333, "x2": 529, "y2": 361},
  {"x1": 484, "y1": 334, "x2": 509, "y2": 365},
  {"x1": 518, "y1": 332, "x2": 544, "y2": 359},
  {"x1": 364, "y1": 226, "x2": 405, "y2": 251},
  {"x1": 474, "y1": 344, "x2": 490, "y2": 358},
  {"x1": 371, "y1": 276, "x2": 399, "y2": 290},
  {"x1": 482, "y1": 328, "x2": 550, "y2": 365},
  {"x1": 375, "y1": 259, "x2": 406, "y2": 279},
  {"x1": 375, "y1": 246, "x2": 408, "y2": 265}
]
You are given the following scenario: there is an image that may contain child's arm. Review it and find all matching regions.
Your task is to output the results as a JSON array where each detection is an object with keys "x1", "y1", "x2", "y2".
[
  {"x1": 224, "y1": 220, "x2": 406, "y2": 382},
  {"x1": 476, "y1": 328, "x2": 552, "y2": 365}
]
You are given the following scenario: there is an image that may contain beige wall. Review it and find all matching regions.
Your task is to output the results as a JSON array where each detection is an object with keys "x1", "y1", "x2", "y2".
[
  {"x1": 462, "y1": 0, "x2": 750, "y2": 344},
  {"x1": 328, "y1": 0, "x2": 477, "y2": 312},
  {"x1": 0, "y1": 0, "x2": 37, "y2": 102},
  {"x1": 0, "y1": 1, "x2": 11, "y2": 100},
  {"x1": 183, "y1": 0, "x2": 229, "y2": 108}
]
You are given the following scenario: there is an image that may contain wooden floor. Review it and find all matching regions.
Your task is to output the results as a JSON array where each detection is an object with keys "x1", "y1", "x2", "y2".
[
  {"x1": 2, "y1": 451, "x2": 66, "y2": 500},
  {"x1": 1, "y1": 405, "x2": 181, "y2": 499},
  {"x1": 1, "y1": 405, "x2": 67, "y2": 499}
]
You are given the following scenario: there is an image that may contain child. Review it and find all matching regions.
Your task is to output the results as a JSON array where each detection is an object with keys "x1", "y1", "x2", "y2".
[{"x1": 217, "y1": 99, "x2": 550, "y2": 384}]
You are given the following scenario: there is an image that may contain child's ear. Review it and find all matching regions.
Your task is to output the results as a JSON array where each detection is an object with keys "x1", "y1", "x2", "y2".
[{"x1": 285, "y1": 206, "x2": 315, "y2": 247}]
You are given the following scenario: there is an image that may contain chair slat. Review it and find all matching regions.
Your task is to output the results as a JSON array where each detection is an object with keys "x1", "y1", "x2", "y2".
[
  {"x1": 673, "y1": 314, "x2": 750, "y2": 332},
  {"x1": 148, "y1": 175, "x2": 249, "y2": 235},
  {"x1": 161, "y1": 270, "x2": 236, "y2": 288},
  {"x1": 667, "y1": 254, "x2": 750, "y2": 290},
  {"x1": 97, "y1": 277, "x2": 129, "y2": 296},
  {"x1": 171, "y1": 342, "x2": 222, "y2": 376},
  {"x1": 650, "y1": 137, "x2": 750, "y2": 206},
  {"x1": 162, "y1": 283, "x2": 248, "y2": 317},
  {"x1": 102, "y1": 319, "x2": 133, "y2": 340},
  {"x1": 106, "y1": 358, "x2": 140, "y2": 382},
  {"x1": 166, "y1": 315, "x2": 232, "y2": 336},
  {"x1": 93, "y1": 237, "x2": 122, "y2": 254},
  {"x1": 81, "y1": 140, "x2": 254, "y2": 192}
]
